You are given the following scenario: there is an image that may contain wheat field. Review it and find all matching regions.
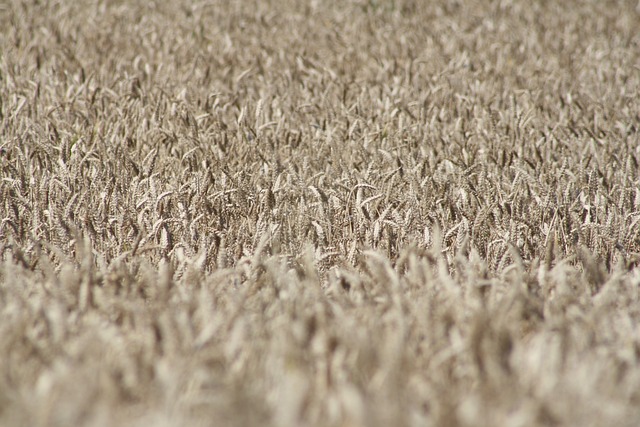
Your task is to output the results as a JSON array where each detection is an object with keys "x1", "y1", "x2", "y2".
[{"x1": 1, "y1": 1, "x2": 640, "y2": 426}]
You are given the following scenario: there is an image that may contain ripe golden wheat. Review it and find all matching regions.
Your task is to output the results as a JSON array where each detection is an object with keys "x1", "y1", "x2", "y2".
[{"x1": 1, "y1": 1, "x2": 639, "y2": 426}]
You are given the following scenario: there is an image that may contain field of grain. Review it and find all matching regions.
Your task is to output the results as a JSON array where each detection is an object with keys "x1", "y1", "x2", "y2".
[{"x1": 1, "y1": 1, "x2": 640, "y2": 426}]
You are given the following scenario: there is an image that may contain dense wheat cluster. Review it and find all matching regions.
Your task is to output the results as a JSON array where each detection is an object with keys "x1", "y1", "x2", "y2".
[{"x1": 1, "y1": 0, "x2": 640, "y2": 426}]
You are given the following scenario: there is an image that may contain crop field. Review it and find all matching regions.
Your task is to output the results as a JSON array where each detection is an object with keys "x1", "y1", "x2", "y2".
[{"x1": 1, "y1": 0, "x2": 640, "y2": 426}]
